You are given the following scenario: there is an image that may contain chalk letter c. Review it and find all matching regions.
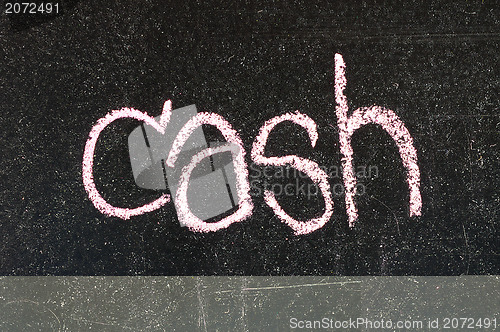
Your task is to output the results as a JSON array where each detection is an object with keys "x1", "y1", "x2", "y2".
[{"x1": 82, "y1": 101, "x2": 173, "y2": 219}]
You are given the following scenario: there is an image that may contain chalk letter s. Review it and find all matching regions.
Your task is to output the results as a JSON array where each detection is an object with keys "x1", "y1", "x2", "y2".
[{"x1": 252, "y1": 112, "x2": 334, "y2": 235}]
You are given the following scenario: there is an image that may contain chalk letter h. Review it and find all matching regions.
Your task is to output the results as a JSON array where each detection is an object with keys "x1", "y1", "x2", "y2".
[{"x1": 335, "y1": 54, "x2": 422, "y2": 227}]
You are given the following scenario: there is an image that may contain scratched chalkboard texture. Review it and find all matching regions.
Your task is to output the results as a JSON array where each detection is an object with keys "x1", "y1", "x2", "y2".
[
  {"x1": 0, "y1": 277, "x2": 497, "y2": 330},
  {"x1": 1, "y1": 1, "x2": 498, "y2": 275}
]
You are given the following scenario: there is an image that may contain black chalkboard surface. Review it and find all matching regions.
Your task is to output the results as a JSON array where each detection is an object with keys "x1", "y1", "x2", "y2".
[{"x1": 1, "y1": 0, "x2": 498, "y2": 275}]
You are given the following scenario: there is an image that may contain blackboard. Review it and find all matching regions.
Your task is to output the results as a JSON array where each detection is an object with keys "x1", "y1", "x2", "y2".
[{"x1": 1, "y1": 0, "x2": 498, "y2": 275}]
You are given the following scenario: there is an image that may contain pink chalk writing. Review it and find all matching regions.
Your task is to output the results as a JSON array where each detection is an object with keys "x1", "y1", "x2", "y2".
[
  {"x1": 166, "y1": 112, "x2": 253, "y2": 232},
  {"x1": 251, "y1": 112, "x2": 333, "y2": 235},
  {"x1": 82, "y1": 54, "x2": 422, "y2": 232},
  {"x1": 82, "y1": 101, "x2": 173, "y2": 219},
  {"x1": 334, "y1": 53, "x2": 422, "y2": 227}
]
